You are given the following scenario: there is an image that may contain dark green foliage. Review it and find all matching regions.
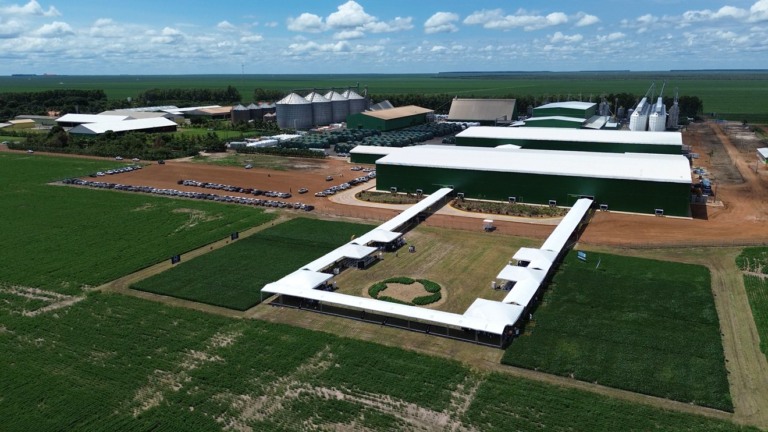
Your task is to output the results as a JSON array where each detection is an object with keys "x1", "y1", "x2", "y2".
[
  {"x1": 137, "y1": 86, "x2": 241, "y2": 105},
  {"x1": 736, "y1": 247, "x2": 768, "y2": 274},
  {"x1": 132, "y1": 218, "x2": 373, "y2": 310},
  {"x1": 742, "y1": 275, "x2": 768, "y2": 358},
  {"x1": 235, "y1": 146, "x2": 327, "y2": 158},
  {"x1": 368, "y1": 277, "x2": 442, "y2": 306},
  {"x1": 0, "y1": 89, "x2": 121, "y2": 120},
  {"x1": 503, "y1": 251, "x2": 732, "y2": 411},
  {"x1": 465, "y1": 373, "x2": 755, "y2": 432},
  {"x1": 0, "y1": 153, "x2": 273, "y2": 293},
  {"x1": 453, "y1": 199, "x2": 569, "y2": 217}
]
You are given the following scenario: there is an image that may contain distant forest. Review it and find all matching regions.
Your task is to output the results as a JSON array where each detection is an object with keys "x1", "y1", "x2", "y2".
[{"x1": 0, "y1": 87, "x2": 704, "y2": 122}]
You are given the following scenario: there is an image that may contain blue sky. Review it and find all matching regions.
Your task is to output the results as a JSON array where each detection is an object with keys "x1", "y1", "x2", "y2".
[{"x1": 0, "y1": 0, "x2": 766, "y2": 75}]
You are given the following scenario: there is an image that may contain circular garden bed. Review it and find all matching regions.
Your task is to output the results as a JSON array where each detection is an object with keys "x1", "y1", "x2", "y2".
[{"x1": 368, "y1": 277, "x2": 442, "y2": 306}]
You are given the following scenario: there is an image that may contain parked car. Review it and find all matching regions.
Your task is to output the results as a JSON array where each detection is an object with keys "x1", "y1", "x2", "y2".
[
  {"x1": 27, "y1": 149, "x2": 34, "y2": 154},
  {"x1": 245, "y1": 164, "x2": 253, "y2": 169},
  {"x1": 325, "y1": 175, "x2": 333, "y2": 181},
  {"x1": 158, "y1": 160, "x2": 165, "y2": 165},
  {"x1": 298, "y1": 187, "x2": 308, "y2": 194},
  {"x1": 115, "y1": 156, "x2": 123, "y2": 160}
]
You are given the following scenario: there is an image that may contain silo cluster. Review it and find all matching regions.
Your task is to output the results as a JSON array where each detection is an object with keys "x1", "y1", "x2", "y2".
[{"x1": 276, "y1": 93, "x2": 313, "y2": 130}]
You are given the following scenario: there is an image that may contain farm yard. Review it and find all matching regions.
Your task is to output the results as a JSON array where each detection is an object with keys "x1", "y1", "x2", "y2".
[
  {"x1": 132, "y1": 218, "x2": 373, "y2": 310},
  {"x1": 1, "y1": 126, "x2": 768, "y2": 430},
  {"x1": 503, "y1": 251, "x2": 732, "y2": 411}
]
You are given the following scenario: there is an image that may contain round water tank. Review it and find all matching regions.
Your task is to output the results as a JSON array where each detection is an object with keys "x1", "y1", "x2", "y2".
[{"x1": 276, "y1": 93, "x2": 313, "y2": 130}]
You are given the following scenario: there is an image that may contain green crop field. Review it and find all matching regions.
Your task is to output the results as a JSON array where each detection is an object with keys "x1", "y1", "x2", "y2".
[
  {"x1": 503, "y1": 251, "x2": 731, "y2": 411},
  {"x1": 736, "y1": 247, "x2": 768, "y2": 274},
  {"x1": 0, "y1": 293, "x2": 756, "y2": 432},
  {"x1": 743, "y1": 275, "x2": 768, "y2": 358},
  {"x1": 2, "y1": 71, "x2": 767, "y2": 121},
  {"x1": 0, "y1": 153, "x2": 274, "y2": 294},
  {"x1": 131, "y1": 218, "x2": 373, "y2": 310}
]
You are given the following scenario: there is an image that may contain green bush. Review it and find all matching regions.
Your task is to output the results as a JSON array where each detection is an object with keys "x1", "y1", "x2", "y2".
[
  {"x1": 368, "y1": 282, "x2": 387, "y2": 298},
  {"x1": 369, "y1": 278, "x2": 442, "y2": 306},
  {"x1": 412, "y1": 292, "x2": 441, "y2": 305},
  {"x1": 418, "y1": 279, "x2": 441, "y2": 293},
  {"x1": 383, "y1": 276, "x2": 415, "y2": 284}
]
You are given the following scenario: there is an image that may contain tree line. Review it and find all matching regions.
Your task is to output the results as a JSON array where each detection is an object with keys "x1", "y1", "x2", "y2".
[
  {"x1": 137, "y1": 86, "x2": 241, "y2": 106},
  {"x1": 0, "y1": 89, "x2": 129, "y2": 121}
]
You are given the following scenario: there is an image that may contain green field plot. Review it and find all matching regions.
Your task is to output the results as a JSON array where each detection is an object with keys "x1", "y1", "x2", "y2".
[
  {"x1": 131, "y1": 218, "x2": 373, "y2": 310},
  {"x1": 743, "y1": 275, "x2": 768, "y2": 358},
  {"x1": 736, "y1": 247, "x2": 768, "y2": 274},
  {"x1": 0, "y1": 293, "x2": 756, "y2": 432},
  {"x1": 0, "y1": 153, "x2": 274, "y2": 294},
  {"x1": 503, "y1": 251, "x2": 732, "y2": 411}
]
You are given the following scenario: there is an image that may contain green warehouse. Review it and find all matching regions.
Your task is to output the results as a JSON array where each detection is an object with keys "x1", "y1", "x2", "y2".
[
  {"x1": 532, "y1": 101, "x2": 596, "y2": 119},
  {"x1": 455, "y1": 126, "x2": 683, "y2": 154},
  {"x1": 346, "y1": 105, "x2": 433, "y2": 132},
  {"x1": 374, "y1": 145, "x2": 692, "y2": 217}
]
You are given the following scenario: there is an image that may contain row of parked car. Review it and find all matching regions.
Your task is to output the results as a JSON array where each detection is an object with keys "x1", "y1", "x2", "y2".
[
  {"x1": 177, "y1": 179, "x2": 292, "y2": 199},
  {"x1": 61, "y1": 178, "x2": 313, "y2": 211},
  {"x1": 90, "y1": 165, "x2": 143, "y2": 177},
  {"x1": 314, "y1": 170, "x2": 376, "y2": 197}
]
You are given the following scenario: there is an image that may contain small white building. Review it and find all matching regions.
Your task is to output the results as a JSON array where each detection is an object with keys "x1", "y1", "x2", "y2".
[{"x1": 758, "y1": 148, "x2": 768, "y2": 164}]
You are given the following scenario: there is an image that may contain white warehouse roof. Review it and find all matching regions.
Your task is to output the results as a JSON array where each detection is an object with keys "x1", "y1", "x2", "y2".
[
  {"x1": 376, "y1": 145, "x2": 692, "y2": 184},
  {"x1": 350, "y1": 145, "x2": 399, "y2": 157},
  {"x1": 57, "y1": 113, "x2": 128, "y2": 124},
  {"x1": 457, "y1": 126, "x2": 683, "y2": 147},
  {"x1": 536, "y1": 101, "x2": 596, "y2": 110},
  {"x1": 68, "y1": 118, "x2": 177, "y2": 134}
]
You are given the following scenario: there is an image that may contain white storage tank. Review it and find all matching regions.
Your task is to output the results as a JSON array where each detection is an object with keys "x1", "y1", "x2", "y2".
[
  {"x1": 324, "y1": 91, "x2": 349, "y2": 123},
  {"x1": 305, "y1": 91, "x2": 332, "y2": 127},
  {"x1": 276, "y1": 93, "x2": 313, "y2": 130}
]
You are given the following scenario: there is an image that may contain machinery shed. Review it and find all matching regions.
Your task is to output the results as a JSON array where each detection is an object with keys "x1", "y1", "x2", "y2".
[
  {"x1": 455, "y1": 126, "x2": 683, "y2": 154},
  {"x1": 346, "y1": 105, "x2": 433, "y2": 132},
  {"x1": 532, "y1": 101, "x2": 596, "y2": 119},
  {"x1": 447, "y1": 98, "x2": 517, "y2": 125},
  {"x1": 349, "y1": 145, "x2": 398, "y2": 164},
  {"x1": 375, "y1": 145, "x2": 692, "y2": 217}
]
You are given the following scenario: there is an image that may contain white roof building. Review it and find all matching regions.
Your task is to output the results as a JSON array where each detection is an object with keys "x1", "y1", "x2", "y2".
[
  {"x1": 68, "y1": 118, "x2": 178, "y2": 135},
  {"x1": 457, "y1": 126, "x2": 683, "y2": 148}
]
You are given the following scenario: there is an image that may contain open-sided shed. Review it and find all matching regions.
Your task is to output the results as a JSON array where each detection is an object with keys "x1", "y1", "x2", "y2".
[{"x1": 346, "y1": 105, "x2": 433, "y2": 132}]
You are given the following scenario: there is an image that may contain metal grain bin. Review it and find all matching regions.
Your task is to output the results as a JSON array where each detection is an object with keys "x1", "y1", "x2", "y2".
[
  {"x1": 231, "y1": 104, "x2": 250, "y2": 123},
  {"x1": 324, "y1": 91, "x2": 349, "y2": 123},
  {"x1": 342, "y1": 89, "x2": 368, "y2": 115},
  {"x1": 247, "y1": 103, "x2": 263, "y2": 121},
  {"x1": 305, "y1": 92, "x2": 332, "y2": 127},
  {"x1": 276, "y1": 93, "x2": 312, "y2": 130}
]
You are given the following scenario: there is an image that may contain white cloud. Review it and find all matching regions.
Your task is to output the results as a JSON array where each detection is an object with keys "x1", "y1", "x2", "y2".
[
  {"x1": 217, "y1": 20, "x2": 236, "y2": 30},
  {"x1": 424, "y1": 12, "x2": 459, "y2": 34},
  {"x1": 464, "y1": 8, "x2": 568, "y2": 31},
  {"x1": 575, "y1": 12, "x2": 600, "y2": 27},
  {"x1": 0, "y1": 0, "x2": 59, "y2": 17},
  {"x1": 363, "y1": 16, "x2": 413, "y2": 33},
  {"x1": 334, "y1": 29, "x2": 365, "y2": 40},
  {"x1": 287, "y1": 13, "x2": 326, "y2": 33},
  {"x1": 150, "y1": 27, "x2": 184, "y2": 44},
  {"x1": 749, "y1": 0, "x2": 768, "y2": 22},
  {"x1": 240, "y1": 34, "x2": 263, "y2": 43},
  {"x1": 33, "y1": 21, "x2": 73, "y2": 37},
  {"x1": 326, "y1": 1, "x2": 374, "y2": 28},
  {"x1": 549, "y1": 31, "x2": 583, "y2": 43},
  {"x1": 596, "y1": 32, "x2": 625, "y2": 42},
  {"x1": 0, "y1": 18, "x2": 23, "y2": 38},
  {"x1": 264, "y1": 21, "x2": 278, "y2": 28},
  {"x1": 431, "y1": 45, "x2": 447, "y2": 52}
]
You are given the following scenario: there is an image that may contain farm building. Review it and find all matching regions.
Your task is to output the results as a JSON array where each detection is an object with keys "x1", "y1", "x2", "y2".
[
  {"x1": 184, "y1": 106, "x2": 232, "y2": 121},
  {"x1": 519, "y1": 116, "x2": 585, "y2": 129},
  {"x1": 14, "y1": 115, "x2": 57, "y2": 127},
  {"x1": 349, "y1": 145, "x2": 399, "y2": 164},
  {"x1": 68, "y1": 118, "x2": 178, "y2": 135},
  {"x1": 374, "y1": 145, "x2": 692, "y2": 217},
  {"x1": 447, "y1": 98, "x2": 517, "y2": 125},
  {"x1": 532, "y1": 101, "x2": 596, "y2": 119},
  {"x1": 56, "y1": 113, "x2": 129, "y2": 128},
  {"x1": 758, "y1": 148, "x2": 768, "y2": 164},
  {"x1": 455, "y1": 126, "x2": 683, "y2": 154},
  {"x1": 346, "y1": 105, "x2": 433, "y2": 132}
]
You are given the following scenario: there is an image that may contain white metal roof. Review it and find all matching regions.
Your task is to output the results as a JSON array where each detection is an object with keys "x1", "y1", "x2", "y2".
[
  {"x1": 302, "y1": 244, "x2": 378, "y2": 272},
  {"x1": 68, "y1": 118, "x2": 177, "y2": 134},
  {"x1": 536, "y1": 101, "x2": 596, "y2": 110},
  {"x1": 512, "y1": 248, "x2": 558, "y2": 264},
  {"x1": 758, "y1": 148, "x2": 768, "y2": 159},
  {"x1": 457, "y1": 126, "x2": 683, "y2": 146},
  {"x1": 541, "y1": 198, "x2": 593, "y2": 253},
  {"x1": 376, "y1": 145, "x2": 691, "y2": 184},
  {"x1": 501, "y1": 279, "x2": 542, "y2": 306},
  {"x1": 350, "y1": 145, "x2": 399, "y2": 156},
  {"x1": 496, "y1": 265, "x2": 548, "y2": 283},
  {"x1": 270, "y1": 269, "x2": 333, "y2": 291},
  {"x1": 57, "y1": 113, "x2": 128, "y2": 124},
  {"x1": 352, "y1": 229, "x2": 403, "y2": 245},
  {"x1": 495, "y1": 144, "x2": 522, "y2": 149},
  {"x1": 524, "y1": 116, "x2": 585, "y2": 124},
  {"x1": 377, "y1": 188, "x2": 453, "y2": 232}
]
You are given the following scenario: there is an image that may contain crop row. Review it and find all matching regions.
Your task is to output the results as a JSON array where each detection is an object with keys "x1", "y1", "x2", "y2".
[{"x1": 743, "y1": 274, "x2": 768, "y2": 357}]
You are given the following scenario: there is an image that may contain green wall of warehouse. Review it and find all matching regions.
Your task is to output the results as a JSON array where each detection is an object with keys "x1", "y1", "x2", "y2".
[
  {"x1": 454, "y1": 136, "x2": 681, "y2": 154},
  {"x1": 532, "y1": 105, "x2": 596, "y2": 119},
  {"x1": 346, "y1": 112, "x2": 427, "y2": 132},
  {"x1": 375, "y1": 164, "x2": 691, "y2": 217},
  {"x1": 522, "y1": 119, "x2": 583, "y2": 128},
  {"x1": 349, "y1": 152, "x2": 384, "y2": 164}
]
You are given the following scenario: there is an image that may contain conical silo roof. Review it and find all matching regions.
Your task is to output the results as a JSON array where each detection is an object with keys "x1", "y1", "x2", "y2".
[
  {"x1": 341, "y1": 89, "x2": 364, "y2": 100},
  {"x1": 305, "y1": 92, "x2": 330, "y2": 103},
  {"x1": 246, "y1": 103, "x2": 259, "y2": 109},
  {"x1": 277, "y1": 93, "x2": 311, "y2": 105},
  {"x1": 233, "y1": 104, "x2": 248, "y2": 110}
]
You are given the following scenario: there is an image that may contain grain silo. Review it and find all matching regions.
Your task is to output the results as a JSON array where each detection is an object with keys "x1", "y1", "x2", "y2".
[
  {"x1": 247, "y1": 103, "x2": 263, "y2": 121},
  {"x1": 276, "y1": 93, "x2": 313, "y2": 130},
  {"x1": 259, "y1": 102, "x2": 276, "y2": 115},
  {"x1": 343, "y1": 89, "x2": 368, "y2": 115},
  {"x1": 231, "y1": 104, "x2": 250, "y2": 123},
  {"x1": 305, "y1": 91, "x2": 332, "y2": 127},
  {"x1": 324, "y1": 90, "x2": 349, "y2": 123}
]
